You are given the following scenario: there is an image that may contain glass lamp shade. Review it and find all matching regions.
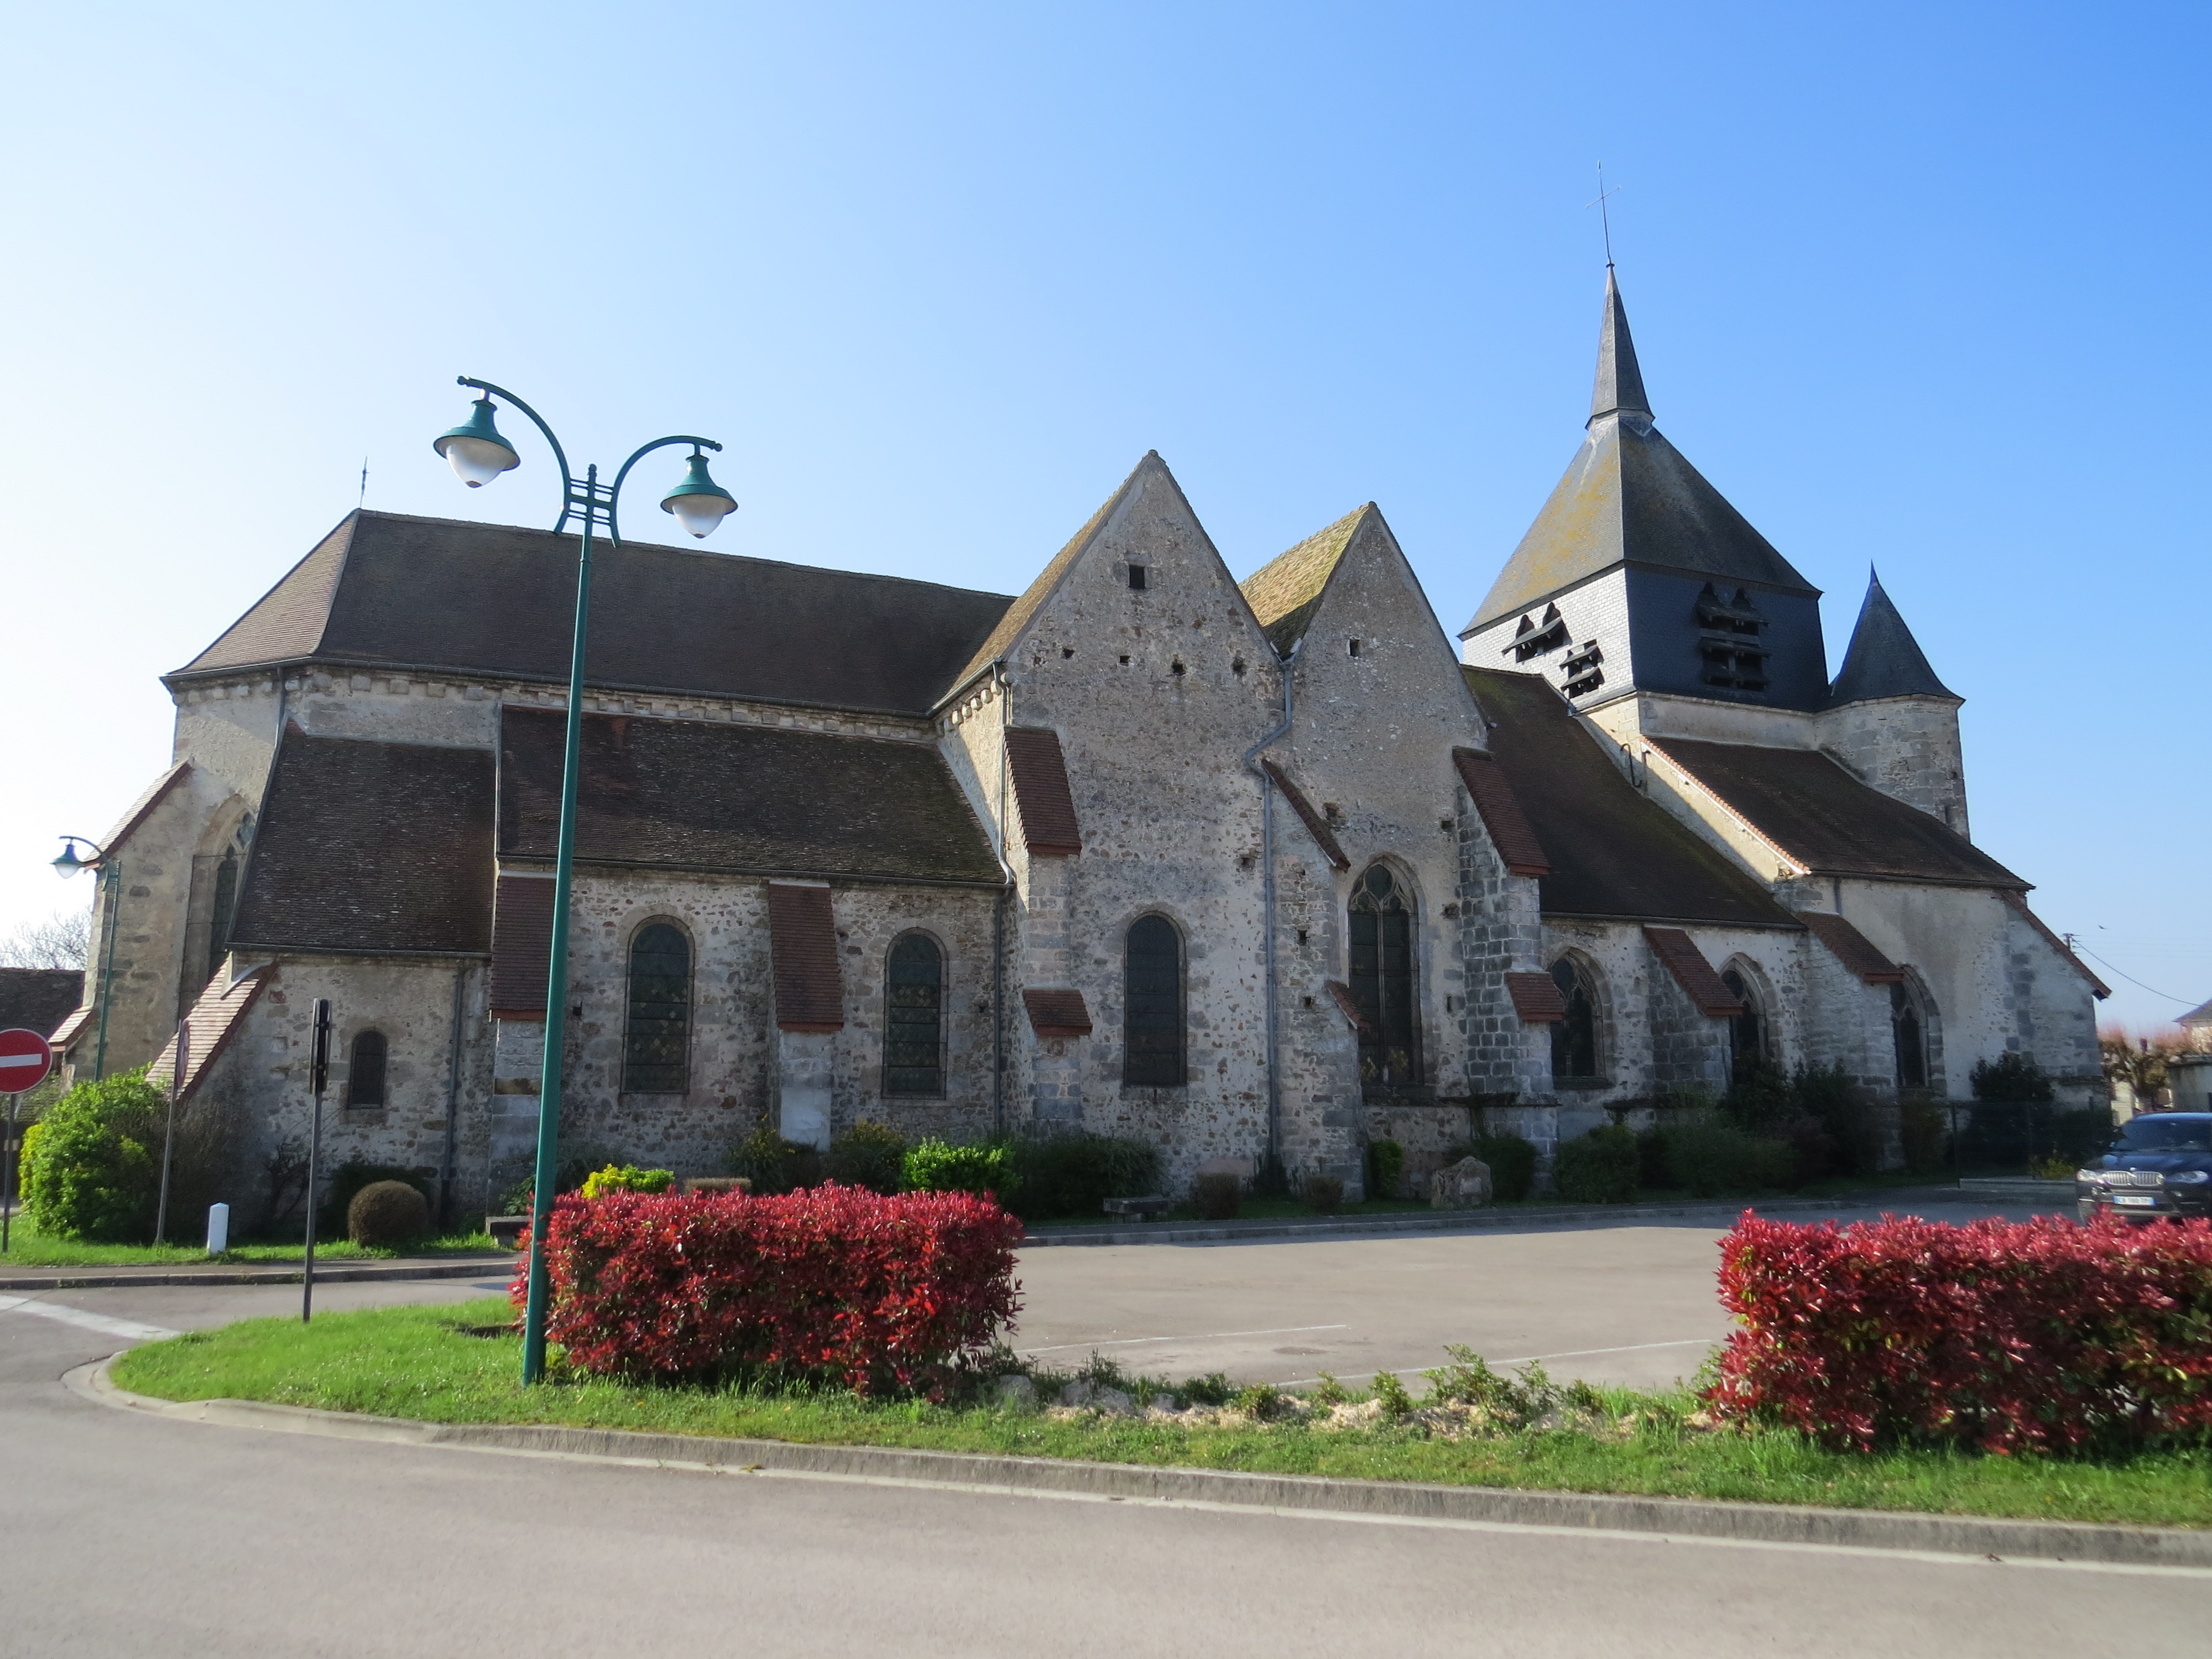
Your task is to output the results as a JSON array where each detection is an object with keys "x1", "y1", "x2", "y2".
[
  {"x1": 660, "y1": 452, "x2": 738, "y2": 539},
  {"x1": 432, "y1": 399, "x2": 520, "y2": 487},
  {"x1": 52, "y1": 843, "x2": 92, "y2": 879}
]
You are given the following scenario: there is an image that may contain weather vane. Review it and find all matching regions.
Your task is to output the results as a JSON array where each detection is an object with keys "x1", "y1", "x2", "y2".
[{"x1": 1587, "y1": 163, "x2": 1620, "y2": 267}]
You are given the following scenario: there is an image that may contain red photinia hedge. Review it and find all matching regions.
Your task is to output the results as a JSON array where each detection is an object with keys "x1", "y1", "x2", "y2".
[
  {"x1": 1708, "y1": 1212, "x2": 2212, "y2": 1453},
  {"x1": 512, "y1": 1183, "x2": 1024, "y2": 1395}
]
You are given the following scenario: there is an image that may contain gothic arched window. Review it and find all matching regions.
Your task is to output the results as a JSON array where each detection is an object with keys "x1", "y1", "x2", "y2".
[
  {"x1": 1550, "y1": 956, "x2": 1599, "y2": 1080},
  {"x1": 1891, "y1": 980, "x2": 1928, "y2": 1092},
  {"x1": 624, "y1": 922, "x2": 692, "y2": 1094},
  {"x1": 207, "y1": 848, "x2": 238, "y2": 984},
  {"x1": 884, "y1": 933, "x2": 944, "y2": 1095},
  {"x1": 1723, "y1": 967, "x2": 1765, "y2": 1068},
  {"x1": 1123, "y1": 915, "x2": 1185, "y2": 1086},
  {"x1": 345, "y1": 1030, "x2": 387, "y2": 1109},
  {"x1": 1349, "y1": 865, "x2": 1420, "y2": 1087}
]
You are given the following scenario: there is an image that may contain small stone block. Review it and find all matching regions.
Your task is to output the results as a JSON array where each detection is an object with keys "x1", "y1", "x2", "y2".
[{"x1": 1430, "y1": 1156, "x2": 1493, "y2": 1210}]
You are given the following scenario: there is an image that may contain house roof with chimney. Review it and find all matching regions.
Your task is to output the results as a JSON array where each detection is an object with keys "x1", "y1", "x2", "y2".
[{"x1": 1464, "y1": 270, "x2": 1818, "y2": 634}]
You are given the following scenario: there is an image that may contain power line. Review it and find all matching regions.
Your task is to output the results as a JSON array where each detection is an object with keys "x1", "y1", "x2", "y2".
[{"x1": 2073, "y1": 945, "x2": 2195, "y2": 1004}]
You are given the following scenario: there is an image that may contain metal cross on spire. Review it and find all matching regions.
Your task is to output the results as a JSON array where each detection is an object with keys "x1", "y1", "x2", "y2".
[{"x1": 1587, "y1": 163, "x2": 1620, "y2": 267}]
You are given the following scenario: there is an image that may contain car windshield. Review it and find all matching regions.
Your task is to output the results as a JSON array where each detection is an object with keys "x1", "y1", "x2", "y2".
[{"x1": 2114, "y1": 1115, "x2": 2212, "y2": 1154}]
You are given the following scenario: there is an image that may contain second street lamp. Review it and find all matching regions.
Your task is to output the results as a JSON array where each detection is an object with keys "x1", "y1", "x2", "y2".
[{"x1": 432, "y1": 375, "x2": 734, "y2": 1385}]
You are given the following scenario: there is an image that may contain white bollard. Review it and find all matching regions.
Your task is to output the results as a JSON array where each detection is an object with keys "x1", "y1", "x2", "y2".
[{"x1": 205, "y1": 1202, "x2": 230, "y2": 1255}]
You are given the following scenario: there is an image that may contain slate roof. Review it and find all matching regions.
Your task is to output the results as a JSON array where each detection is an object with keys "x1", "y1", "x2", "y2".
[
  {"x1": 1649, "y1": 738, "x2": 2025, "y2": 888},
  {"x1": 0, "y1": 968, "x2": 85, "y2": 1040},
  {"x1": 1829, "y1": 570, "x2": 1957, "y2": 705},
  {"x1": 231, "y1": 730, "x2": 497, "y2": 956},
  {"x1": 176, "y1": 510, "x2": 1014, "y2": 718},
  {"x1": 1460, "y1": 666, "x2": 1798, "y2": 928},
  {"x1": 1240, "y1": 506, "x2": 1368, "y2": 658},
  {"x1": 1467, "y1": 272, "x2": 1817, "y2": 633},
  {"x1": 498, "y1": 707, "x2": 1003, "y2": 886}
]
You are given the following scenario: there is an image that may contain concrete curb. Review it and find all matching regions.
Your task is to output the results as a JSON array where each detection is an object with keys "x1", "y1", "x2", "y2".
[
  {"x1": 0, "y1": 1256, "x2": 513, "y2": 1293},
  {"x1": 1021, "y1": 1190, "x2": 2025, "y2": 1248},
  {"x1": 73, "y1": 1357, "x2": 2208, "y2": 1571}
]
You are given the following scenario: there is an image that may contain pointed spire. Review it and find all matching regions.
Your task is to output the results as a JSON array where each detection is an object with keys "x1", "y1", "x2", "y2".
[
  {"x1": 1588, "y1": 267, "x2": 1651, "y2": 426},
  {"x1": 1829, "y1": 567, "x2": 1957, "y2": 705}
]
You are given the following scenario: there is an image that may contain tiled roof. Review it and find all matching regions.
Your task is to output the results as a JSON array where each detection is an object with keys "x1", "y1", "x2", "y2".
[
  {"x1": 488, "y1": 874, "x2": 556, "y2": 1021},
  {"x1": 1452, "y1": 748, "x2": 1551, "y2": 877},
  {"x1": 1239, "y1": 507, "x2": 1367, "y2": 658},
  {"x1": 1467, "y1": 274, "x2": 1815, "y2": 634},
  {"x1": 1504, "y1": 971, "x2": 1568, "y2": 1022},
  {"x1": 2180, "y1": 998, "x2": 2212, "y2": 1028},
  {"x1": 1325, "y1": 980, "x2": 1369, "y2": 1033},
  {"x1": 102, "y1": 762, "x2": 192, "y2": 854},
  {"x1": 175, "y1": 510, "x2": 1013, "y2": 719},
  {"x1": 1997, "y1": 891, "x2": 2110, "y2": 1000},
  {"x1": 1461, "y1": 667, "x2": 1798, "y2": 929},
  {"x1": 1797, "y1": 911, "x2": 1905, "y2": 984},
  {"x1": 1642, "y1": 927, "x2": 1744, "y2": 1016},
  {"x1": 1262, "y1": 761, "x2": 1349, "y2": 870},
  {"x1": 766, "y1": 884, "x2": 843, "y2": 1032},
  {"x1": 1022, "y1": 987, "x2": 1092, "y2": 1038},
  {"x1": 0, "y1": 968, "x2": 85, "y2": 1040},
  {"x1": 231, "y1": 730, "x2": 495, "y2": 956},
  {"x1": 1006, "y1": 727, "x2": 1083, "y2": 856},
  {"x1": 498, "y1": 707, "x2": 1002, "y2": 886},
  {"x1": 1650, "y1": 739, "x2": 2025, "y2": 888},
  {"x1": 943, "y1": 457, "x2": 1152, "y2": 700},
  {"x1": 50, "y1": 1004, "x2": 94, "y2": 1055},
  {"x1": 149, "y1": 966, "x2": 269, "y2": 1104}
]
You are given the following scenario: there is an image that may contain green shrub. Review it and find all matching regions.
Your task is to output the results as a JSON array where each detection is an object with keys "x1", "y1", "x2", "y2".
[
  {"x1": 1008, "y1": 1132, "x2": 1162, "y2": 1219},
  {"x1": 2049, "y1": 1107, "x2": 2117, "y2": 1167},
  {"x1": 1452, "y1": 1133, "x2": 1536, "y2": 1202},
  {"x1": 1304, "y1": 1173, "x2": 1344, "y2": 1213},
  {"x1": 901, "y1": 1137, "x2": 1016, "y2": 1198},
  {"x1": 1652, "y1": 1116, "x2": 1796, "y2": 1198},
  {"x1": 577, "y1": 1164, "x2": 675, "y2": 1199},
  {"x1": 1720, "y1": 1052, "x2": 1794, "y2": 1130},
  {"x1": 320, "y1": 1160, "x2": 433, "y2": 1237},
  {"x1": 825, "y1": 1120, "x2": 907, "y2": 1193},
  {"x1": 1789, "y1": 1061, "x2": 1872, "y2": 1175},
  {"x1": 19, "y1": 1070, "x2": 166, "y2": 1242},
  {"x1": 1366, "y1": 1138, "x2": 1405, "y2": 1199},
  {"x1": 728, "y1": 1125, "x2": 822, "y2": 1195},
  {"x1": 1554, "y1": 1124, "x2": 1639, "y2": 1204},
  {"x1": 1370, "y1": 1370, "x2": 1416, "y2": 1420},
  {"x1": 1971, "y1": 1052, "x2": 2055, "y2": 1104},
  {"x1": 1899, "y1": 1094, "x2": 1949, "y2": 1172},
  {"x1": 1191, "y1": 1172, "x2": 1240, "y2": 1220},
  {"x1": 346, "y1": 1180, "x2": 430, "y2": 1248}
]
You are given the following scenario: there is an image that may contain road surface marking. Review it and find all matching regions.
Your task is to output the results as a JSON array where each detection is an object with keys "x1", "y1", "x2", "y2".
[{"x1": 0, "y1": 1295, "x2": 178, "y2": 1342}]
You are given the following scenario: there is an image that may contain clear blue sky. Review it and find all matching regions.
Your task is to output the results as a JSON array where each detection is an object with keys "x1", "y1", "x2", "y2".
[{"x1": 2, "y1": 2, "x2": 2203, "y2": 1027}]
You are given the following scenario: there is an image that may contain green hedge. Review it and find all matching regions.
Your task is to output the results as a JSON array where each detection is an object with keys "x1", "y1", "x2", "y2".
[
  {"x1": 19, "y1": 1070, "x2": 168, "y2": 1243},
  {"x1": 1553, "y1": 1125, "x2": 1637, "y2": 1205}
]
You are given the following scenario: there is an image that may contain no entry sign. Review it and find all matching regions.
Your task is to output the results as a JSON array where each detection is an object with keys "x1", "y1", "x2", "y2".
[{"x1": 0, "y1": 1029, "x2": 55, "y2": 1095}]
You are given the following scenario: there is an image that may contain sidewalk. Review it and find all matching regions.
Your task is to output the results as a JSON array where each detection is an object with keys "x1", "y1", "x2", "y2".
[{"x1": 0, "y1": 1254, "x2": 514, "y2": 1293}]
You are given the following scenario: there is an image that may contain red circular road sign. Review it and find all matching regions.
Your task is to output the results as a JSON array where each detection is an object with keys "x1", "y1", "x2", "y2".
[{"x1": 0, "y1": 1029, "x2": 55, "y2": 1095}]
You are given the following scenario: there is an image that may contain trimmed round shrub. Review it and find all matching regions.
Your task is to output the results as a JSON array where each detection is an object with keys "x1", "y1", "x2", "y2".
[
  {"x1": 347, "y1": 1180, "x2": 431, "y2": 1248},
  {"x1": 902, "y1": 1138, "x2": 1015, "y2": 1198},
  {"x1": 1554, "y1": 1124, "x2": 1639, "y2": 1204},
  {"x1": 19, "y1": 1070, "x2": 167, "y2": 1243},
  {"x1": 1192, "y1": 1171, "x2": 1241, "y2": 1220},
  {"x1": 320, "y1": 1160, "x2": 432, "y2": 1236},
  {"x1": 826, "y1": 1120, "x2": 908, "y2": 1194}
]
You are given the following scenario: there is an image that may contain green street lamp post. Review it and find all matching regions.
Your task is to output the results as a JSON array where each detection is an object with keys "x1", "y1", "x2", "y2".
[
  {"x1": 53, "y1": 836, "x2": 121, "y2": 1081},
  {"x1": 433, "y1": 377, "x2": 736, "y2": 1384}
]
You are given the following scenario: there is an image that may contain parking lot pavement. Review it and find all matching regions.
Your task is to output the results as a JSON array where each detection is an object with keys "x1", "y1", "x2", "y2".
[{"x1": 0, "y1": 1195, "x2": 2055, "y2": 1393}]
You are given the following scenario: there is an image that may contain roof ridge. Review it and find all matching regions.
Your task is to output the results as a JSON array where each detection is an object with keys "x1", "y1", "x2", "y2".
[{"x1": 1239, "y1": 503, "x2": 1373, "y2": 657}]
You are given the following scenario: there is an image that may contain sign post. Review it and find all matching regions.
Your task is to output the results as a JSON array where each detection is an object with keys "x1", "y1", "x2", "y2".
[
  {"x1": 302, "y1": 999, "x2": 332, "y2": 1323},
  {"x1": 0, "y1": 1030, "x2": 58, "y2": 1254},
  {"x1": 154, "y1": 1020, "x2": 189, "y2": 1246}
]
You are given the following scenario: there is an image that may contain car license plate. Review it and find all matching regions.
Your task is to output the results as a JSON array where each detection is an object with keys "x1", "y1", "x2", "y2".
[{"x1": 2114, "y1": 1194, "x2": 2157, "y2": 1208}]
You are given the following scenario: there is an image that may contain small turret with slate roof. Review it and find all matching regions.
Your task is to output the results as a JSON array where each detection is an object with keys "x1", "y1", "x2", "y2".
[
  {"x1": 1820, "y1": 568, "x2": 1971, "y2": 836},
  {"x1": 1461, "y1": 269, "x2": 1830, "y2": 712},
  {"x1": 1828, "y1": 568, "x2": 1957, "y2": 705}
]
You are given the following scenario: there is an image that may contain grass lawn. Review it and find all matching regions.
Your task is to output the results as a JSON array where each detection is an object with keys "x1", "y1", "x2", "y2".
[
  {"x1": 0, "y1": 1214, "x2": 503, "y2": 1269},
  {"x1": 109, "y1": 1298, "x2": 2210, "y2": 1530}
]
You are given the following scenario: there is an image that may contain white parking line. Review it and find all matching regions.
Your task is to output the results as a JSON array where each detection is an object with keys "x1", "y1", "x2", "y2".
[
  {"x1": 0, "y1": 1295, "x2": 178, "y2": 1342},
  {"x1": 1019, "y1": 1323, "x2": 1350, "y2": 1355}
]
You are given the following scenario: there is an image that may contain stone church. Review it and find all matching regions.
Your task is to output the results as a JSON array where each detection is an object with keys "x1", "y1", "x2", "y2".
[{"x1": 53, "y1": 271, "x2": 2107, "y2": 1216}]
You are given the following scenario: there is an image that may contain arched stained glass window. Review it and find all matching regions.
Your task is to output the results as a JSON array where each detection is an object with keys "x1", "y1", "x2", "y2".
[
  {"x1": 1550, "y1": 957, "x2": 1599, "y2": 1079},
  {"x1": 885, "y1": 934, "x2": 944, "y2": 1095},
  {"x1": 345, "y1": 1030, "x2": 387, "y2": 1109},
  {"x1": 1123, "y1": 915, "x2": 1185, "y2": 1086},
  {"x1": 1723, "y1": 967, "x2": 1765, "y2": 1069},
  {"x1": 1892, "y1": 980, "x2": 1928, "y2": 1091},
  {"x1": 1349, "y1": 865, "x2": 1420, "y2": 1087},
  {"x1": 207, "y1": 848, "x2": 238, "y2": 984},
  {"x1": 624, "y1": 923, "x2": 692, "y2": 1094}
]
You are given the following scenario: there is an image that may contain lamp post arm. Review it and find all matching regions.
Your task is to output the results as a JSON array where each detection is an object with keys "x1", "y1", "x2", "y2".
[
  {"x1": 605, "y1": 434, "x2": 723, "y2": 547},
  {"x1": 456, "y1": 376, "x2": 578, "y2": 533}
]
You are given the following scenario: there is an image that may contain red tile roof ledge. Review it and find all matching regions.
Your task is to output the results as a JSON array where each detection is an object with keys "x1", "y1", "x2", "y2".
[
  {"x1": 1642, "y1": 927, "x2": 1744, "y2": 1018},
  {"x1": 1022, "y1": 988, "x2": 1092, "y2": 1038},
  {"x1": 767, "y1": 882, "x2": 844, "y2": 1032},
  {"x1": 1262, "y1": 760, "x2": 1350, "y2": 871},
  {"x1": 1005, "y1": 728, "x2": 1083, "y2": 856},
  {"x1": 1452, "y1": 748, "x2": 1551, "y2": 878},
  {"x1": 1504, "y1": 971, "x2": 1569, "y2": 1023},
  {"x1": 1797, "y1": 911, "x2": 1906, "y2": 985}
]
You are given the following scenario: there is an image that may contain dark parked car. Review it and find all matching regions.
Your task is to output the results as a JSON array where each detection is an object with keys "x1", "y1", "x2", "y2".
[{"x1": 2076, "y1": 1113, "x2": 2212, "y2": 1223}]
